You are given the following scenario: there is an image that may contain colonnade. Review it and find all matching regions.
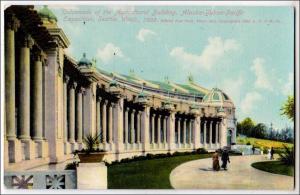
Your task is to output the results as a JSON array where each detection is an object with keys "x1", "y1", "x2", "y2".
[{"x1": 5, "y1": 13, "x2": 49, "y2": 162}]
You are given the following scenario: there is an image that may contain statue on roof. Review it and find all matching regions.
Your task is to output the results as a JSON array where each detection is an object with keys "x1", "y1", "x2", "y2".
[{"x1": 188, "y1": 73, "x2": 194, "y2": 83}]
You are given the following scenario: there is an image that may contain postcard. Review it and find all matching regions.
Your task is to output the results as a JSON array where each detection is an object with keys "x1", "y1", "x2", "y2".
[{"x1": 1, "y1": 1, "x2": 298, "y2": 194}]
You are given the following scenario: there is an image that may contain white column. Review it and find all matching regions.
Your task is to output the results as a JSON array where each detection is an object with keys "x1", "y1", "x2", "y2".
[
  {"x1": 68, "y1": 81, "x2": 76, "y2": 143},
  {"x1": 157, "y1": 115, "x2": 161, "y2": 146},
  {"x1": 63, "y1": 75, "x2": 69, "y2": 143},
  {"x1": 32, "y1": 51, "x2": 44, "y2": 141},
  {"x1": 151, "y1": 114, "x2": 155, "y2": 144},
  {"x1": 194, "y1": 116, "x2": 201, "y2": 149},
  {"x1": 130, "y1": 109, "x2": 135, "y2": 144},
  {"x1": 183, "y1": 119, "x2": 186, "y2": 145},
  {"x1": 114, "y1": 98, "x2": 124, "y2": 155},
  {"x1": 96, "y1": 97, "x2": 101, "y2": 138},
  {"x1": 124, "y1": 108, "x2": 129, "y2": 145},
  {"x1": 220, "y1": 118, "x2": 228, "y2": 148},
  {"x1": 137, "y1": 111, "x2": 141, "y2": 144},
  {"x1": 163, "y1": 116, "x2": 167, "y2": 144},
  {"x1": 178, "y1": 118, "x2": 181, "y2": 145},
  {"x1": 141, "y1": 107, "x2": 150, "y2": 152},
  {"x1": 108, "y1": 103, "x2": 113, "y2": 144},
  {"x1": 102, "y1": 100, "x2": 107, "y2": 144},
  {"x1": 18, "y1": 34, "x2": 33, "y2": 140},
  {"x1": 5, "y1": 14, "x2": 19, "y2": 140},
  {"x1": 76, "y1": 87, "x2": 83, "y2": 144},
  {"x1": 167, "y1": 112, "x2": 175, "y2": 151}
]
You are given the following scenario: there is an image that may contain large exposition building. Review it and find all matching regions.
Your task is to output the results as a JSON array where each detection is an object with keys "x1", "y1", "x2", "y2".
[{"x1": 4, "y1": 5, "x2": 237, "y2": 171}]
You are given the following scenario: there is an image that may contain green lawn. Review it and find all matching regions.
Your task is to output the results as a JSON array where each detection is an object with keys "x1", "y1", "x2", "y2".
[
  {"x1": 107, "y1": 153, "x2": 211, "y2": 189},
  {"x1": 251, "y1": 161, "x2": 294, "y2": 177}
]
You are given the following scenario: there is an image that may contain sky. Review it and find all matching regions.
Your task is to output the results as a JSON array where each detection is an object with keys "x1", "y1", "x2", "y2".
[{"x1": 40, "y1": 5, "x2": 294, "y2": 130}]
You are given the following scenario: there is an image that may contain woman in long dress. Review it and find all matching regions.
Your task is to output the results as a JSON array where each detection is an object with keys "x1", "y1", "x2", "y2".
[{"x1": 212, "y1": 152, "x2": 220, "y2": 171}]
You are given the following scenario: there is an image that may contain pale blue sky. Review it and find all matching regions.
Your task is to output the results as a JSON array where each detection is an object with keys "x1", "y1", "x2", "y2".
[{"x1": 42, "y1": 5, "x2": 294, "y2": 130}]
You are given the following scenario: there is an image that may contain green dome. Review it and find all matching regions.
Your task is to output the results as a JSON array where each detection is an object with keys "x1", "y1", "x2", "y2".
[
  {"x1": 38, "y1": 5, "x2": 57, "y2": 22},
  {"x1": 203, "y1": 88, "x2": 231, "y2": 103},
  {"x1": 78, "y1": 53, "x2": 92, "y2": 67}
]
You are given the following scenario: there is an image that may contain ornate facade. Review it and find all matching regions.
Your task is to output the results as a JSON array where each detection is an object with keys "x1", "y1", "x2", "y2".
[{"x1": 4, "y1": 6, "x2": 237, "y2": 171}]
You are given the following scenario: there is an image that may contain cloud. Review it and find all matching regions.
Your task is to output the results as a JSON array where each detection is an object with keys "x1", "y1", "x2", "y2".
[
  {"x1": 96, "y1": 43, "x2": 124, "y2": 64},
  {"x1": 251, "y1": 58, "x2": 273, "y2": 90},
  {"x1": 240, "y1": 91, "x2": 263, "y2": 114},
  {"x1": 170, "y1": 37, "x2": 239, "y2": 70},
  {"x1": 220, "y1": 75, "x2": 244, "y2": 105},
  {"x1": 136, "y1": 28, "x2": 157, "y2": 42},
  {"x1": 281, "y1": 72, "x2": 294, "y2": 95}
]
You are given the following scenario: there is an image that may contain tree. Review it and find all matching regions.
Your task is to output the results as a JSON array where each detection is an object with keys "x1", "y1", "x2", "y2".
[
  {"x1": 281, "y1": 96, "x2": 294, "y2": 121},
  {"x1": 239, "y1": 117, "x2": 255, "y2": 136},
  {"x1": 252, "y1": 123, "x2": 267, "y2": 139}
]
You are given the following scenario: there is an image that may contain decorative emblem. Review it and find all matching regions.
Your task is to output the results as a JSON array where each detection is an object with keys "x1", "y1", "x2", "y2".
[
  {"x1": 12, "y1": 175, "x2": 33, "y2": 189},
  {"x1": 46, "y1": 174, "x2": 65, "y2": 189}
]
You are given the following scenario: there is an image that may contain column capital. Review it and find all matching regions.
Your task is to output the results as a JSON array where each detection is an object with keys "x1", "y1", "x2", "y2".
[
  {"x1": 64, "y1": 75, "x2": 70, "y2": 84},
  {"x1": 97, "y1": 96, "x2": 102, "y2": 101},
  {"x1": 152, "y1": 113, "x2": 156, "y2": 117},
  {"x1": 78, "y1": 86, "x2": 85, "y2": 93},
  {"x1": 70, "y1": 81, "x2": 77, "y2": 89},
  {"x1": 19, "y1": 33, "x2": 34, "y2": 49},
  {"x1": 138, "y1": 110, "x2": 142, "y2": 115},
  {"x1": 132, "y1": 109, "x2": 136, "y2": 114},
  {"x1": 126, "y1": 107, "x2": 130, "y2": 112},
  {"x1": 158, "y1": 115, "x2": 161, "y2": 119},
  {"x1": 5, "y1": 12, "x2": 20, "y2": 31},
  {"x1": 104, "y1": 99, "x2": 108, "y2": 105},
  {"x1": 111, "y1": 103, "x2": 115, "y2": 108},
  {"x1": 33, "y1": 49, "x2": 46, "y2": 62}
]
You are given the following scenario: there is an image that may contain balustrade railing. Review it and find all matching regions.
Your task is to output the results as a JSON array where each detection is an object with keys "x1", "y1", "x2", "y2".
[{"x1": 4, "y1": 170, "x2": 76, "y2": 189}]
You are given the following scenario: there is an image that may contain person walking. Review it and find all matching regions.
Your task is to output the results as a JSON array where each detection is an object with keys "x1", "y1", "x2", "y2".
[
  {"x1": 252, "y1": 146, "x2": 255, "y2": 155},
  {"x1": 221, "y1": 149, "x2": 230, "y2": 170},
  {"x1": 212, "y1": 152, "x2": 220, "y2": 171},
  {"x1": 270, "y1": 147, "x2": 275, "y2": 160}
]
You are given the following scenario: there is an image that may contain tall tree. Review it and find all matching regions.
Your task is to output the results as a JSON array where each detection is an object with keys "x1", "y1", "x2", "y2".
[
  {"x1": 281, "y1": 96, "x2": 294, "y2": 121},
  {"x1": 238, "y1": 117, "x2": 255, "y2": 136}
]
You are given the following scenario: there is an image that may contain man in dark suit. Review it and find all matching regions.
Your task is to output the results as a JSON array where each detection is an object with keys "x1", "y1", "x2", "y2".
[{"x1": 221, "y1": 149, "x2": 230, "y2": 170}]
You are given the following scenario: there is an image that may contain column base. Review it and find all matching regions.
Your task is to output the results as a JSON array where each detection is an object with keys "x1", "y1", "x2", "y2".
[
  {"x1": 64, "y1": 142, "x2": 72, "y2": 154},
  {"x1": 77, "y1": 163, "x2": 107, "y2": 189},
  {"x1": 70, "y1": 143, "x2": 78, "y2": 152},
  {"x1": 4, "y1": 139, "x2": 9, "y2": 168}
]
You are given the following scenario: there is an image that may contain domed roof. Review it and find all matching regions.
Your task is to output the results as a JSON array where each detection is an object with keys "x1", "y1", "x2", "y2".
[
  {"x1": 78, "y1": 53, "x2": 92, "y2": 67},
  {"x1": 203, "y1": 88, "x2": 234, "y2": 107},
  {"x1": 38, "y1": 5, "x2": 57, "y2": 22}
]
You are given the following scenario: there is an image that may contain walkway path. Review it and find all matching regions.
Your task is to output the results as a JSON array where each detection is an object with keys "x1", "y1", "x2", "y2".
[{"x1": 170, "y1": 155, "x2": 294, "y2": 190}]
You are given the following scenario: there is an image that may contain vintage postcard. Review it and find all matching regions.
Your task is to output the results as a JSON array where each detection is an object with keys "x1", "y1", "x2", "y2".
[{"x1": 1, "y1": 1, "x2": 299, "y2": 194}]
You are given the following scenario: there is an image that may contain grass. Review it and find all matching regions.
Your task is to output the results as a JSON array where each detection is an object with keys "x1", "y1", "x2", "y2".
[
  {"x1": 251, "y1": 161, "x2": 294, "y2": 177},
  {"x1": 107, "y1": 153, "x2": 212, "y2": 189},
  {"x1": 236, "y1": 137, "x2": 293, "y2": 152}
]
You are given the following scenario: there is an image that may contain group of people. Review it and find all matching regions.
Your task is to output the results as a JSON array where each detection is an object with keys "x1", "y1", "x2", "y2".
[{"x1": 212, "y1": 149, "x2": 230, "y2": 171}]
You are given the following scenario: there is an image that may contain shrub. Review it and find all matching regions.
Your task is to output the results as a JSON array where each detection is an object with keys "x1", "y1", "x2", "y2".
[
  {"x1": 196, "y1": 148, "x2": 208, "y2": 154},
  {"x1": 279, "y1": 145, "x2": 294, "y2": 165},
  {"x1": 246, "y1": 141, "x2": 251, "y2": 145},
  {"x1": 65, "y1": 161, "x2": 79, "y2": 170}
]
